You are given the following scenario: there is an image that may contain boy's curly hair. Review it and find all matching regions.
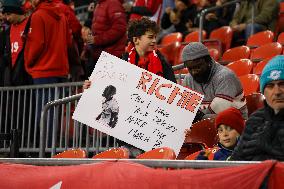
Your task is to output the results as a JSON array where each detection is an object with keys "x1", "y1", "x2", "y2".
[{"x1": 127, "y1": 17, "x2": 160, "y2": 43}]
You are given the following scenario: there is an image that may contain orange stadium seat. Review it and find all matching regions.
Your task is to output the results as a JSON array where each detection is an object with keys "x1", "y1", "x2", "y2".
[
  {"x1": 177, "y1": 142, "x2": 205, "y2": 160},
  {"x1": 238, "y1": 74, "x2": 260, "y2": 96},
  {"x1": 185, "y1": 118, "x2": 218, "y2": 148},
  {"x1": 245, "y1": 93, "x2": 265, "y2": 116},
  {"x1": 136, "y1": 147, "x2": 176, "y2": 160},
  {"x1": 246, "y1": 30, "x2": 274, "y2": 48},
  {"x1": 92, "y1": 147, "x2": 129, "y2": 159},
  {"x1": 52, "y1": 149, "x2": 87, "y2": 158},
  {"x1": 208, "y1": 48, "x2": 220, "y2": 61},
  {"x1": 208, "y1": 26, "x2": 233, "y2": 52},
  {"x1": 275, "y1": 2, "x2": 284, "y2": 35},
  {"x1": 250, "y1": 42, "x2": 282, "y2": 62},
  {"x1": 160, "y1": 32, "x2": 183, "y2": 46},
  {"x1": 226, "y1": 59, "x2": 253, "y2": 77},
  {"x1": 277, "y1": 32, "x2": 284, "y2": 45},
  {"x1": 184, "y1": 30, "x2": 207, "y2": 43},
  {"x1": 221, "y1": 46, "x2": 251, "y2": 63},
  {"x1": 158, "y1": 42, "x2": 181, "y2": 65},
  {"x1": 253, "y1": 58, "x2": 270, "y2": 76},
  {"x1": 184, "y1": 147, "x2": 219, "y2": 160}
]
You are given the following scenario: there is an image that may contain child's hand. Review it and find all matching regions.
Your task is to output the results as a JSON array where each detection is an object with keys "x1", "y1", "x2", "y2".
[{"x1": 83, "y1": 80, "x2": 92, "y2": 90}]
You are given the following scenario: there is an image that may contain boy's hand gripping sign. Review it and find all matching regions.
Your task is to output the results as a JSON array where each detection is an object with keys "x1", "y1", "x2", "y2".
[{"x1": 73, "y1": 52, "x2": 204, "y2": 155}]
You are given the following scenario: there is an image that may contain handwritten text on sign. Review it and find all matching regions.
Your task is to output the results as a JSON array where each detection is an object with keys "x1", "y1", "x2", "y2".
[{"x1": 73, "y1": 52, "x2": 204, "y2": 155}]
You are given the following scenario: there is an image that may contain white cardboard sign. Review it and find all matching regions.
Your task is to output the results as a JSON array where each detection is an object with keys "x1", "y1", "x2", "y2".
[{"x1": 73, "y1": 52, "x2": 204, "y2": 155}]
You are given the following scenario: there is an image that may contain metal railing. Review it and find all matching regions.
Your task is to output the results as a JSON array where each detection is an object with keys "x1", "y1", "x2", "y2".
[
  {"x1": 0, "y1": 158, "x2": 262, "y2": 168},
  {"x1": 198, "y1": 0, "x2": 242, "y2": 42},
  {"x1": 39, "y1": 93, "x2": 118, "y2": 158},
  {"x1": 0, "y1": 82, "x2": 83, "y2": 155},
  {"x1": 74, "y1": 5, "x2": 89, "y2": 23}
]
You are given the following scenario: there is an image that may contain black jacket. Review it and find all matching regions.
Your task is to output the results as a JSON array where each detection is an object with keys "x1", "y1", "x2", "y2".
[{"x1": 231, "y1": 102, "x2": 284, "y2": 161}]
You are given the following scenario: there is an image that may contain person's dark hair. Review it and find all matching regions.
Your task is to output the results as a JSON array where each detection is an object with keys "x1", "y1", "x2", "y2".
[
  {"x1": 102, "y1": 85, "x2": 116, "y2": 98},
  {"x1": 127, "y1": 17, "x2": 159, "y2": 43}
]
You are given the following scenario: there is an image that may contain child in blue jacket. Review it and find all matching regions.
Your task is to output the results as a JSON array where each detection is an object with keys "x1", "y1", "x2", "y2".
[{"x1": 196, "y1": 107, "x2": 245, "y2": 160}]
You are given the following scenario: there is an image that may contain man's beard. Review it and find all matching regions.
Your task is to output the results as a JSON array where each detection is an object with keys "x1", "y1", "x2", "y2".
[{"x1": 192, "y1": 68, "x2": 211, "y2": 83}]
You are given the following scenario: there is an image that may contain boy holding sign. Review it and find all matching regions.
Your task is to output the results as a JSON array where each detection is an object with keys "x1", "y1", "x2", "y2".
[{"x1": 84, "y1": 17, "x2": 177, "y2": 157}]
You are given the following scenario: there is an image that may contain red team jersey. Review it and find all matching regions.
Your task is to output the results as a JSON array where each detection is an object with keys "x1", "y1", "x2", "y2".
[{"x1": 10, "y1": 18, "x2": 28, "y2": 67}]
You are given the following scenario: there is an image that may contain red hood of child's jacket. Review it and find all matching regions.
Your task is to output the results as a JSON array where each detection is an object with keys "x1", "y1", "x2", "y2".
[{"x1": 36, "y1": 1, "x2": 62, "y2": 20}]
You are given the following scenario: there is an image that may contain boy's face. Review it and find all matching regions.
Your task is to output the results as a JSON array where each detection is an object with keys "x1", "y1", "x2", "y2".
[
  {"x1": 217, "y1": 124, "x2": 239, "y2": 149},
  {"x1": 134, "y1": 31, "x2": 157, "y2": 54}
]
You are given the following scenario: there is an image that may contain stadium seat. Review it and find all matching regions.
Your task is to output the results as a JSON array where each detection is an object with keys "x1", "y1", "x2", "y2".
[
  {"x1": 226, "y1": 59, "x2": 253, "y2": 77},
  {"x1": 277, "y1": 32, "x2": 284, "y2": 45},
  {"x1": 253, "y1": 58, "x2": 270, "y2": 76},
  {"x1": 160, "y1": 32, "x2": 183, "y2": 46},
  {"x1": 250, "y1": 42, "x2": 282, "y2": 62},
  {"x1": 238, "y1": 74, "x2": 260, "y2": 96},
  {"x1": 275, "y1": 2, "x2": 284, "y2": 35},
  {"x1": 177, "y1": 142, "x2": 205, "y2": 160},
  {"x1": 207, "y1": 26, "x2": 233, "y2": 52},
  {"x1": 184, "y1": 118, "x2": 218, "y2": 148},
  {"x1": 221, "y1": 46, "x2": 251, "y2": 63},
  {"x1": 136, "y1": 147, "x2": 176, "y2": 160},
  {"x1": 184, "y1": 30, "x2": 207, "y2": 43},
  {"x1": 208, "y1": 48, "x2": 220, "y2": 61},
  {"x1": 246, "y1": 30, "x2": 274, "y2": 48},
  {"x1": 52, "y1": 149, "x2": 87, "y2": 158},
  {"x1": 92, "y1": 147, "x2": 129, "y2": 159},
  {"x1": 158, "y1": 42, "x2": 181, "y2": 65},
  {"x1": 184, "y1": 147, "x2": 219, "y2": 160},
  {"x1": 245, "y1": 93, "x2": 265, "y2": 116}
]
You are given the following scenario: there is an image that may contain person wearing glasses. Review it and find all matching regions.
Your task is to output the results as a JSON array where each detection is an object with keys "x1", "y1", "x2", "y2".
[{"x1": 181, "y1": 42, "x2": 248, "y2": 123}]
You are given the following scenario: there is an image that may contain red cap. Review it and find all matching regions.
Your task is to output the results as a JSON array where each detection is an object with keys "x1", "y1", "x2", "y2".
[{"x1": 215, "y1": 107, "x2": 245, "y2": 134}]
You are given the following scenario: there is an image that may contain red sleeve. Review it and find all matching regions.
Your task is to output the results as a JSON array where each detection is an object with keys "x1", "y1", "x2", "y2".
[
  {"x1": 67, "y1": 7, "x2": 82, "y2": 39},
  {"x1": 93, "y1": 0, "x2": 127, "y2": 46},
  {"x1": 24, "y1": 14, "x2": 45, "y2": 68},
  {"x1": 146, "y1": 0, "x2": 162, "y2": 14}
]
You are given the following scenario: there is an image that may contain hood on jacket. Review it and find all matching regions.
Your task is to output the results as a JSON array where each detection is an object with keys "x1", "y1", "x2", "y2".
[{"x1": 36, "y1": 1, "x2": 62, "y2": 20}]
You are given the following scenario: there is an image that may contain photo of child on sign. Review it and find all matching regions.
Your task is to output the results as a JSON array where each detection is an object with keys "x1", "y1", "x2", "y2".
[{"x1": 96, "y1": 85, "x2": 119, "y2": 128}]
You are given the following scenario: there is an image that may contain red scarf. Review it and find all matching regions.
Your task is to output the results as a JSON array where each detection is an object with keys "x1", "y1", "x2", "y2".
[{"x1": 128, "y1": 45, "x2": 163, "y2": 76}]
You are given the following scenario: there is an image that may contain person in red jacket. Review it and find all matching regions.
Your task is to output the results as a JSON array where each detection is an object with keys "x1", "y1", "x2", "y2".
[
  {"x1": 25, "y1": 0, "x2": 70, "y2": 140},
  {"x1": 85, "y1": 0, "x2": 127, "y2": 76},
  {"x1": 123, "y1": 0, "x2": 163, "y2": 24},
  {"x1": 25, "y1": 0, "x2": 70, "y2": 82}
]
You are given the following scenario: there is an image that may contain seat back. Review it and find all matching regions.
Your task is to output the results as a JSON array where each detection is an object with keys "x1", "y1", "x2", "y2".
[
  {"x1": 277, "y1": 32, "x2": 284, "y2": 45},
  {"x1": 250, "y1": 42, "x2": 282, "y2": 61},
  {"x1": 253, "y1": 58, "x2": 270, "y2": 76},
  {"x1": 245, "y1": 93, "x2": 265, "y2": 116},
  {"x1": 158, "y1": 42, "x2": 181, "y2": 65},
  {"x1": 184, "y1": 30, "x2": 207, "y2": 43},
  {"x1": 52, "y1": 149, "x2": 87, "y2": 158},
  {"x1": 275, "y1": 2, "x2": 284, "y2": 35},
  {"x1": 238, "y1": 74, "x2": 260, "y2": 96},
  {"x1": 184, "y1": 147, "x2": 219, "y2": 160},
  {"x1": 185, "y1": 118, "x2": 217, "y2": 148},
  {"x1": 209, "y1": 26, "x2": 233, "y2": 52},
  {"x1": 177, "y1": 142, "x2": 205, "y2": 160},
  {"x1": 226, "y1": 59, "x2": 253, "y2": 77},
  {"x1": 246, "y1": 30, "x2": 274, "y2": 48},
  {"x1": 160, "y1": 32, "x2": 183, "y2": 46},
  {"x1": 222, "y1": 46, "x2": 251, "y2": 62},
  {"x1": 92, "y1": 147, "x2": 129, "y2": 159},
  {"x1": 136, "y1": 147, "x2": 176, "y2": 160},
  {"x1": 208, "y1": 48, "x2": 220, "y2": 61}
]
